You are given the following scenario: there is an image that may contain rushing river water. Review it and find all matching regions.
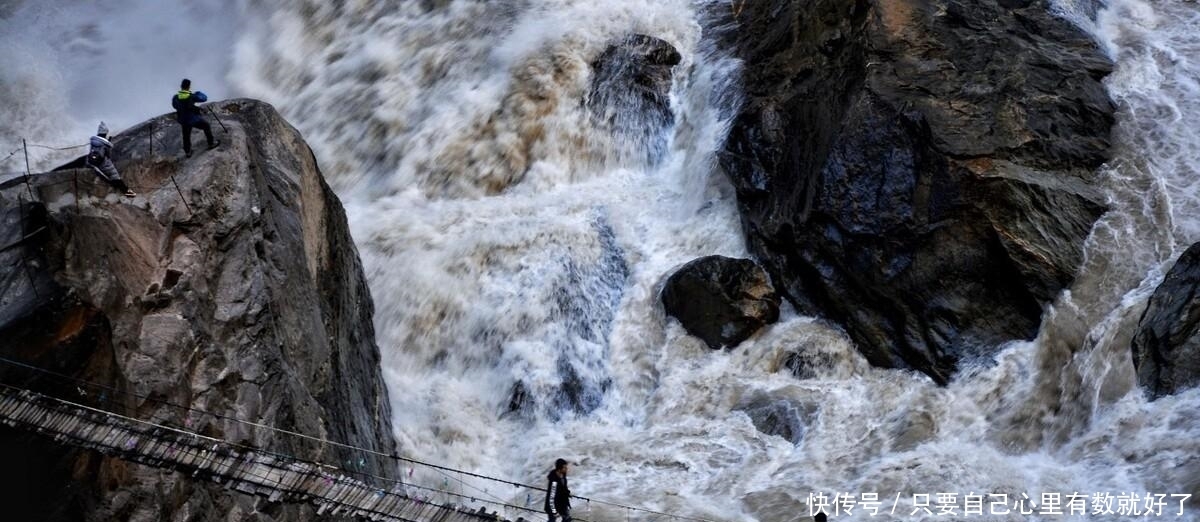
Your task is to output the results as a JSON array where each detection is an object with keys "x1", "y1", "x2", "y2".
[{"x1": 2, "y1": 0, "x2": 1198, "y2": 520}]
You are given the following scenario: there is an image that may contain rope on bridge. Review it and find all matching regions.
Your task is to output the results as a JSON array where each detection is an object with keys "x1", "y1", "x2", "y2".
[
  {"x1": 0, "y1": 357, "x2": 717, "y2": 522},
  {"x1": 24, "y1": 142, "x2": 88, "y2": 151},
  {"x1": 1, "y1": 146, "x2": 21, "y2": 164}
]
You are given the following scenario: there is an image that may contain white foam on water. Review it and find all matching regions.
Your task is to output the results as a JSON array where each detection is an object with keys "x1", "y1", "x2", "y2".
[{"x1": 4, "y1": 0, "x2": 1200, "y2": 520}]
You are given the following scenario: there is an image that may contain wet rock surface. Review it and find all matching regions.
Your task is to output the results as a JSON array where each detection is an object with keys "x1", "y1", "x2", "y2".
[
  {"x1": 718, "y1": 0, "x2": 1113, "y2": 383},
  {"x1": 1132, "y1": 242, "x2": 1200, "y2": 399},
  {"x1": 0, "y1": 99, "x2": 397, "y2": 521},
  {"x1": 661, "y1": 255, "x2": 781, "y2": 349},
  {"x1": 736, "y1": 391, "x2": 818, "y2": 445},
  {"x1": 587, "y1": 34, "x2": 682, "y2": 165}
]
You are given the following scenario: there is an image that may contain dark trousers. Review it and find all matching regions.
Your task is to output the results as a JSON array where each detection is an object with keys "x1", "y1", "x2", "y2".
[
  {"x1": 181, "y1": 119, "x2": 214, "y2": 154},
  {"x1": 87, "y1": 162, "x2": 130, "y2": 193},
  {"x1": 547, "y1": 513, "x2": 571, "y2": 522}
]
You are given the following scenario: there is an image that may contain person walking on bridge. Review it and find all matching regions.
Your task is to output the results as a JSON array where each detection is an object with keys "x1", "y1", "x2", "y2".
[
  {"x1": 86, "y1": 122, "x2": 135, "y2": 197},
  {"x1": 545, "y1": 458, "x2": 572, "y2": 522},
  {"x1": 172, "y1": 78, "x2": 219, "y2": 158}
]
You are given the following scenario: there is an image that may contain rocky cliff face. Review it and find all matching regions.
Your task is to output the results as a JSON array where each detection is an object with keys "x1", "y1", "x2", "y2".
[
  {"x1": 718, "y1": 0, "x2": 1114, "y2": 383},
  {"x1": 0, "y1": 99, "x2": 398, "y2": 521},
  {"x1": 1132, "y1": 242, "x2": 1200, "y2": 399}
]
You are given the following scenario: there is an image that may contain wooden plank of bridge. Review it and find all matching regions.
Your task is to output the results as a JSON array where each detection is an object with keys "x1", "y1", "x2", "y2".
[
  {"x1": 338, "y1": 478, "x2": 356, "y2": 508},
  {"x1": 414, "y1": 500, "x2": 437, "y2": 521},
  {"x1": 0, "y1": 398, "x2": 17, "y2": 420},
  {"x1": 56, "y1": 409, "x2": 74, "y2": 432},
  {"x1": 97, "y1": 423, "x2": 116, "y2": 448},
  {"x1": 398, "y1": 498, "x2": 421, "y2": 519},
  {"x1": 348, "y1": 483, "x2": 370, "y2": 515},
  {"x1": 377, "y1": 490, "x2": 400, "y2": 516},
  {"x1": 330, "y1": 479, "x2": 348, "y2": 510},
  {"x1": 65, "y1": 410, "x2": 86, "y2": 439},
  {"x1": 280, "y1": 465, "x2": 303, "y2": 494},
  {"x1": 359, "y1": 490, "x2": 380, "y2": 515},
  {"x1": 109, "y1": 425, "x2": 130, "y2": 449},
  {"x1": 375, "y1": 490, "x2": 396, "y2": 516},
  {"x1": 356, "y1": 484, "x2": 378, "y2": 513},
  {"x1": 14, "y1": 395, "x2": 39, "y2": 424},
  {"x1": 178, "y1": 441, "x2": 197, "y2": 467},
  {"x1": 40, "y1": 406, "x2": 58, "y2": 430},
  {"x1": 3, "y1": 396, "x2": 19, "y2": 422},
  {"x1": 347, "y1": 484, "x2": 366, "y2": 513},
  {"x1": 47, "y1": 408, "x2": 65, "y2": 431},
  {"x1": 2, "y1": 395, "x2": 20, "y2": 422},
  {"x1": 81, "y1": 413, "x2": 103, "y2": 444},
  {"x1": 348, "y1": 480, "x2": 368, "y2": 511},
  {"x1": 258, "y1": 457, "x2": 283, "y2": 486},
  {"x1": 397, "y1": 498, "x2": 420, "y2": 519}
]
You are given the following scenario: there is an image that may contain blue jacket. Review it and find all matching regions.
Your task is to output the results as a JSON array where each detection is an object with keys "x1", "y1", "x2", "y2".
[{"x1": 172, "y1": 90, "x2": 208, "y2": 125}]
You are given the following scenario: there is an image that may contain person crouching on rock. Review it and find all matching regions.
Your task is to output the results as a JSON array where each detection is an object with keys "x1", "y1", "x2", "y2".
[
  {"x1": 87, "y1": 122, "x2": 135, "y2": 197},
  {"x1": 172, "y1": 78, "x2": 220, "y2": 158}
]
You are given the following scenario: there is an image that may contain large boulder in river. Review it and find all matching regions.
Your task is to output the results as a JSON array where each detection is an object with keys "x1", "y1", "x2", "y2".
[
  {"x1": 662, "y1": 256, "x2": 781, "y2": 349},
  {"x1": 1132, "y1": 243, "x2": 1200, "y2": 399},
  {"x1": 0, "y1": 99, "x2": 398, "y2": 521},
  {"x1": 587, "y1": 34, "x2": 682, "y2": 165},
  {"x1": 718, "y1": 0, "x2": 1113, "y2": 383}
]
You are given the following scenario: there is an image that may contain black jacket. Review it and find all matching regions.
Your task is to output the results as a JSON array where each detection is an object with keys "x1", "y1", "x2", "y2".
[{"x1": 544, "y1": 470, "x2": 570, "y2": 515}]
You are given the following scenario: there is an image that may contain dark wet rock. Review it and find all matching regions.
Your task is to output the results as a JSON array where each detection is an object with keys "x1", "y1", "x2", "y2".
[
  {"x1": 503, "y1": 380, "x2": 534, "y2": 420},
  {"x1": 0, "y1": 200, "x2": 62, "y2": 329},
  {"x1": 587, "y1": 34, "x2": 682, "y2": 165},
  {"x1": 736, "y1": 391, "x2": 818, "y2": 445},
  {"x1": 0, "y1": 99, "x2": 398, "y2": 521},
  {"x1": 1132, "y1": 243, "x2": 1200, "y2": 399},
  {"x1": 718, "y1": 0, "x2": 1113, "y2": 384},
  {"x1": 553, "y1": 355, "x2": 610, "y2": 417},
  {"x1": 661, "y1": 255, "x2": 781, "y2": 349},
  {"x1": 783, "y1": 350, "x2": 839, "y2": 380}
]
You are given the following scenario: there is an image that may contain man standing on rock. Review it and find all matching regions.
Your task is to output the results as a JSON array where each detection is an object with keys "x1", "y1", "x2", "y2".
[
  {"x1": 86, "y1": 122, "x2": 135, "y2": 197},
  {"x1": 172, "y1": 78, "x2": 220, "y2": 158},
  {"x1": 545, "y1": 458, "x2": 572, "y2": 522}
]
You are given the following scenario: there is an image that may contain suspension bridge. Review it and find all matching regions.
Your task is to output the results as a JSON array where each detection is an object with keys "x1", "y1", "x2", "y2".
[
  {"x1": 0, "y1": 383, "x2": 503, "y2": 522},
  {"x1": 0, "y1": 356, "x2": 716, "y2": 522}
]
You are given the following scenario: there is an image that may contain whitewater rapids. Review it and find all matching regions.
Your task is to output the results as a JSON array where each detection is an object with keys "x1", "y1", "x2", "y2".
[{"x1": 2, "y1": 0, "x2": 1198, "y2": 520}]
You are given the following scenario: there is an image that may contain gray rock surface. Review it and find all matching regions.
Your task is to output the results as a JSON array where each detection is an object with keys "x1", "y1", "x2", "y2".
[
  {"x1": 735, "y1": 391, "x2": 818, "y2": 445},
  {"x1": 661, "y1": 255, "x2": 781, "y2": 349},
  {"x1": 0, "y1": 99, "x2": 398, "y2": 521},
  {"x1": 718, "y1": 0, "x2": 1113, "y2": 383},
  {"x1": 1132, "y1": 242, "x2": 1200, "y2": 399}
]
